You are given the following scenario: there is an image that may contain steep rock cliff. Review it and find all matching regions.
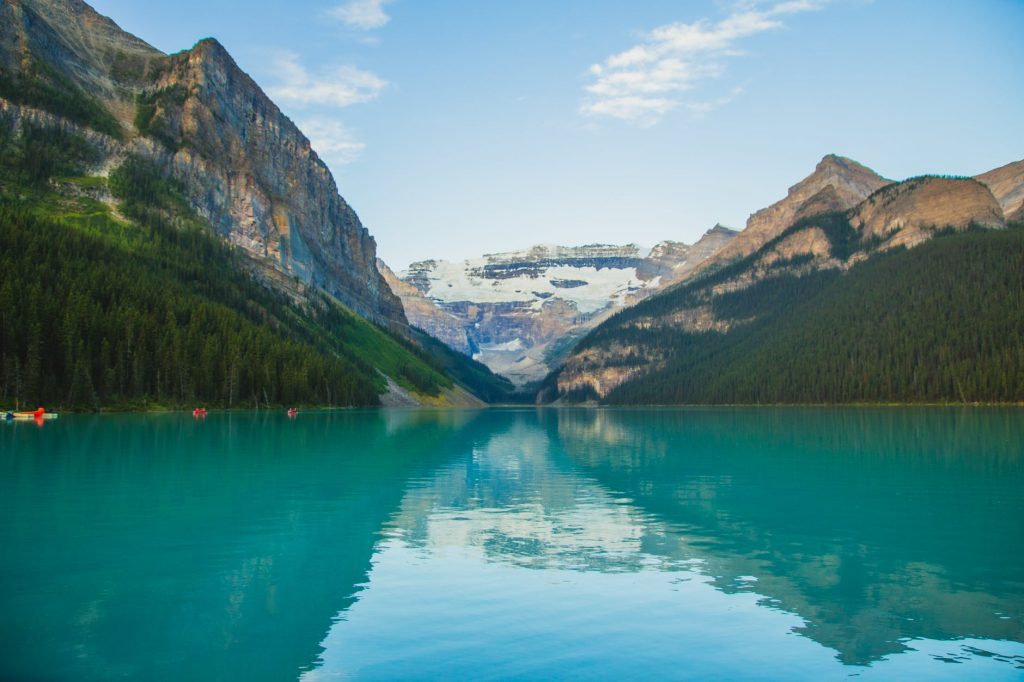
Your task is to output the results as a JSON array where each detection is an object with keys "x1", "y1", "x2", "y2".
[
  {"x1": 0, "y1": 0, "x2": 404, "y2": 327},
  {"x1": 149, "y1": 39, "x2": 404, "y2": 324}
]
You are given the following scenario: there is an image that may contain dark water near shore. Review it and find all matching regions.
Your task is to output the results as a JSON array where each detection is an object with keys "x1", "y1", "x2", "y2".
[{"x1": 1, "y1": 408, "x2": 1022, "y2": 680}]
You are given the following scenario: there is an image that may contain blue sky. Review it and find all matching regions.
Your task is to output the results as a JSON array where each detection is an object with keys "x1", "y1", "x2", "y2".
[{"x1": 90, "y1": 0, "x2": 1024, "y2": 269}]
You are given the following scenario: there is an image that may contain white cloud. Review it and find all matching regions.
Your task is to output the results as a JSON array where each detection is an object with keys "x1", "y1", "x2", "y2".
[
  {"x1": 685, "y1": 86, "x2": 745, "y2": 118},
  {"x1": 582, "y1": 96, "x2": 679, "y2": 127},
  {"x1": 328, "y1": 0, "x2": 391, "y2": 30},
  {"x1": 265, "y1": 51, "x2": 387, "y2": 165},
  {"x1": 300, "y1": 118, "x2": 366, "y2": 165},
  {"x1": 267, "y1": 52, "x2": 388, "y2": 108},
  {"x1": 580, "y1": 1, "x2": 822, "y2": 125}
]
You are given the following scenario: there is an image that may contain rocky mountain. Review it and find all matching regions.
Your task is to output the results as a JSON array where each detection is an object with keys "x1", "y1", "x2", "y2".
[
  {"x1": 851, "y1": 176, "x2": 1002, "y2": 250},
  {"x1": 546, "y1": 156, "x2": 1023, "y2": 405},
  {"x1": 0, "y1": 0, "x2": 403, "y2": 326},
  {"x1": 635, "y1": 224, "x2": 738, "y2": 289},
  {"x1": 701, "y1": 154, "x2": 890, "y2": 270},
  {"x1": 0, "y1": 0, "x2": 510, "y2": 408},
  {"x1": 385, "y1": 227, "x2": 737, "y2": 386}
]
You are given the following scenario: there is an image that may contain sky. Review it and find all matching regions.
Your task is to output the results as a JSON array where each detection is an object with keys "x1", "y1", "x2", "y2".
[{"x1": 89, "y1": 0, "x2": 1024, "y2": 270}]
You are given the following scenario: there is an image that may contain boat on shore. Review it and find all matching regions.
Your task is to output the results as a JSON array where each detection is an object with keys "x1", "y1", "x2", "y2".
[{"x1": 4, "y1": 408, "x2": 58, "y2": 421}]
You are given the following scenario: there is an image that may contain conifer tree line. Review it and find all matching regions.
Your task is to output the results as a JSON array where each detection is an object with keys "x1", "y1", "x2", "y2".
[
  {"x1": 0, "y1": 204, "x2": 389, "y2": 409},
  {"x1": 572, "y1": 223, "x2": 1024, "y2": 405}
]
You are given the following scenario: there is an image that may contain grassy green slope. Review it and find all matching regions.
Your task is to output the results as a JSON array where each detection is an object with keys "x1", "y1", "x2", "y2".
[
  {"x1": 593, "y1": 226, "x2": 1024, "y2": 404},
  {"x1": 409, "y1": 329, "x2": 515, "y2": 403}
]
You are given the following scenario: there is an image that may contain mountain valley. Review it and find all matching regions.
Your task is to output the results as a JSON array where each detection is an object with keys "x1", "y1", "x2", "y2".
[
  {"x1": 380, "y1": 227, "x2": 737, "y2": 385},
  {"x1": 1, "y1": 0, "x2": 1022, "y2": 409}
]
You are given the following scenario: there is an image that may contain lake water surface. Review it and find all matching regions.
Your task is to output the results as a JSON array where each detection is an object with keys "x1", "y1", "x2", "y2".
[{"x1": 1, "y1": 408, "x2": 1022, "y2": 680}]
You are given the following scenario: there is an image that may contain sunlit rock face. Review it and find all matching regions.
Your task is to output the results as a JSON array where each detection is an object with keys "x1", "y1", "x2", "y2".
[
  {"x1": 976, "y1": 159, "x2": 1024, "y2": 221},
  {"x1": 850, "y1": 176, "x2": 1004, "y2": 250},
  {"x1": 0, "y1": 0, "x2": 405, "y2": 326},
  {"x1": 386, "y1": 228, "x2": 737, "y2": 386},
  {"x1": 700, "y1": 154, "x2": 891, "y2": 271}
]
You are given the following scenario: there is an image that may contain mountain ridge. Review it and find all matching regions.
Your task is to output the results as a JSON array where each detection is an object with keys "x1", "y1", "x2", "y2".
[
  {"x1": 545, "y1": 156, "x2": 1022, "y2": 404},
  {"x1": 701, "y1": 154, "x2": 890, "y2": 271},
  {"x1": 1, "y1": 0, "x2": 405, "y2": 327}
]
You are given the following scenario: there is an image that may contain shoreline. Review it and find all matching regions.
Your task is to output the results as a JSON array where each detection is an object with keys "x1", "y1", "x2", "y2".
[{"x1": 23, "y1": 401, "x2": 1024, "y2": 415}]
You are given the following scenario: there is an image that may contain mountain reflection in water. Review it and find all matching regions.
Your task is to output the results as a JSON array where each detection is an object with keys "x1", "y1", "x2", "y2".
[{"x1": 1, "y1": 408, "x2": 1021, "y2": 680}]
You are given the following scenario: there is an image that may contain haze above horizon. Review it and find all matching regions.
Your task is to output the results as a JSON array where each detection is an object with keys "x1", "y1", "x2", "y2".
[{"x1": 87, "y1": 0, "x2": 1024, "y2": 270}]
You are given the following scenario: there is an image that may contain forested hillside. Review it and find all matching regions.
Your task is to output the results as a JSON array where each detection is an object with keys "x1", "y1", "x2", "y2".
[
  {"x1": 558, "y1": 224, "x2": 1024, "y2": 405},
  {"x1": 0, "y1": 122, "x2": 510, "y2": 410}
]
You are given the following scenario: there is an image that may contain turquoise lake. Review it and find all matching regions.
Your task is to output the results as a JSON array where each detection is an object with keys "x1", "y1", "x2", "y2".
[{"x1": 1, "y1": 408, "x2": 1022, "y2": 680}]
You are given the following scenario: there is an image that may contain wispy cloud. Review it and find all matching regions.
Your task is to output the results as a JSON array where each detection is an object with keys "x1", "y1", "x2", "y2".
[
  {"x1": 328, "y1": 0, "x2": 392, "y2": 30},
  {"x1": 299, "y1": 118, "x2": 366, "y2": 165},
  {"x1": 581, "y1": 1, "x2": 822, "y2": 126},
  {"x1": 266, "y1": 52, "x2": 388, "y2": 108},
  {"x1": 265, "y1": 51, "x2": 387, "y2": 166},
  {"x1": 686, "y1": 86, "x2": 746, "y2": 118}
]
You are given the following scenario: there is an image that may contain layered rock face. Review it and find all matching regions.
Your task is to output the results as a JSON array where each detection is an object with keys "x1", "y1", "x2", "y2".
[
  {"x1": 852, "y1": 177, "x2": 1003, "y2": 249},
  {"x1": 976, "y1": 159, "x2": 1024, "y2": 222},
  {"x1": 634, "y1": 224, "x2": 738, "y2": 290},
  {"x1": 386, "y1": 229, "x2": 736, "y2": 386},
  {"x1": 552, "y1": 158, "x2": 1016, "y2": 401},
  {"x1": 0, "y1": 0, "x2": 404, "y2": 327},
  {"x1": 149, "y1": 39, "x2": 404, "y2": 324},
  {"x1": 377, "y1": 259, "x2": 470, "y2": 354},
  {"x1": 0, "y1": 0, "x2": 163, "y2": 114},
  {"x1": 397, "y1": 244, "x2": 658, "y2": 385}
]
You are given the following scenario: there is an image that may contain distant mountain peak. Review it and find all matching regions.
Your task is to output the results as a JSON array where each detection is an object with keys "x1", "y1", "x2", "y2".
[
  {"x1": 186, "y1": 36, "x2": 231, "y2": 62},
  {"x1": 707, "y1": 223, "x2": 739, "y2": 236},
  {"x1": 703, "y1": 154, "x2": 890, "y2": 267},
  {"x1": 853, "y1": 176, "x2": 1004, "y2": 250},
  {"x1": 817, "y1": 153, "x2": 857, "y2": 169},
  {"x1": 805, "y1": 154, "x2": 886, "y2": 190},
  {"x1": 392, "y1": 232, "x2": 736, "y2": 386},
  {"x1": 813, "y1": 154, "x2": 885, "y2": 181},
  {"x1": 480, "y1": 243, "x2": 652, "y2": 263}
]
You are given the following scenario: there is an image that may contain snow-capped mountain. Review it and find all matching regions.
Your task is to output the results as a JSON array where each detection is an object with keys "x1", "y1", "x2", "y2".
[{"x1": 382, "y1": 226, "x2": 737, "y2": 386}]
